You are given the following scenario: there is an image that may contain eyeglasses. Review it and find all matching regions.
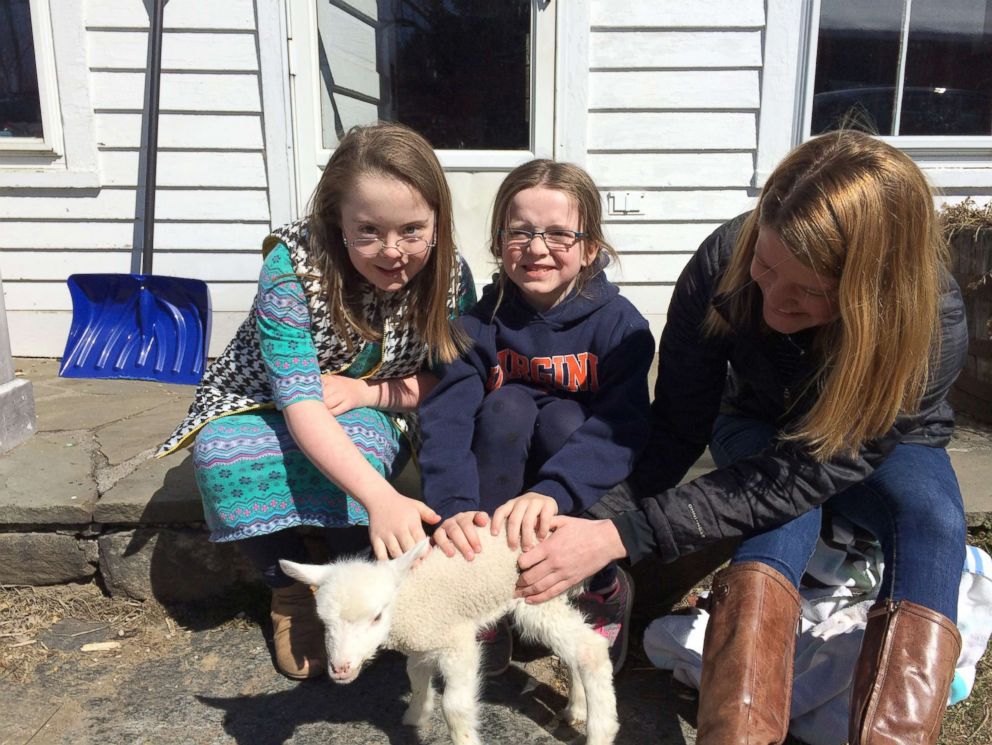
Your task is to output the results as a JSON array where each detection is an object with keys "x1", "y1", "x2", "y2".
[
  {"x1": 342, "y1": 233, "x2": 435, "y2": 257},
  {"x1": 500, "y1": 228, "x2": 586, "y2": 252}
]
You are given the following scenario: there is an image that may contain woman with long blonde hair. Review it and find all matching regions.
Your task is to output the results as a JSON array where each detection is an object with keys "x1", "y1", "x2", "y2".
[{"x1": 512, "y1": 131, "x2": 969, "y2": 744}]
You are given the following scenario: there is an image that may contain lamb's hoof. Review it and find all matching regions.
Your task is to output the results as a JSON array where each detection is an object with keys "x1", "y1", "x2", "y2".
[
  {"x1": 564, "y1": 704, "x2": 586, "y2": 727},
  {"x1": 402, "y1": 705, "x2": 432, "y2": 728}
]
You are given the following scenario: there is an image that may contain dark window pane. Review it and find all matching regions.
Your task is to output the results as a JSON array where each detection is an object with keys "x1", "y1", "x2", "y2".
[
  {"x1": 377, "y1": 0, "x2": 530, "y2": 150},
  {"x1": 811, "y1": 0, "x2": 904, "y2": 135},
  {"x1": 900, "y1": 0, "x2": 992, "y2": 135},
  {"x1": 0, "y1": 0, "x2": 42, "y2": 138}
]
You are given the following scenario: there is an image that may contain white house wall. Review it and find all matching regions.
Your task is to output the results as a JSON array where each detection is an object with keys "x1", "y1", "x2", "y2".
[
  {"x1": 1, "y1": 0, "x2": 271, "y2": 358},
  {"x1": 589, "y1": 0, "x2": 764, "y2": 339},
  {"x1": 4, "y1": 0, "x2": 989, "y2": 359}
]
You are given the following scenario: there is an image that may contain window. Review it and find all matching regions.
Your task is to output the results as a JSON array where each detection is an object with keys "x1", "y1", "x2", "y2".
[
  {"x1": 0, "y1": 0, "x2": 42, "y2": 138},
  {"x1": 755, "y1": 0, "x2": 992, "y2": 186},
  {"x1": 808, "y1": 0, "x2": 992, "y2": 137},
  {"x1": 293, "y1": 0, "x2": 555, "y2": 181},
  {"x1": 0, "y1": 0, "x2": 62, "y2": 154}
]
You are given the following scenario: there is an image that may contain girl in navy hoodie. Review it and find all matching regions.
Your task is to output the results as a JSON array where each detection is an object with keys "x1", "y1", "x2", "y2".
[{"x1": 417, "y1": 160, "x2": 655, "y2": 674}]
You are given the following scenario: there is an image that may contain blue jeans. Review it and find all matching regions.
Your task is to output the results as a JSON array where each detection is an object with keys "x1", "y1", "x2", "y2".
[{"x1": 709, "y1": 415, "x2": 966, "y2": 621}]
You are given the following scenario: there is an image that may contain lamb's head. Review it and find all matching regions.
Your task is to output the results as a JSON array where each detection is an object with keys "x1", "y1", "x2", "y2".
[{"x1": 279, "y1": 539, "x2": 429, "y2": 684}]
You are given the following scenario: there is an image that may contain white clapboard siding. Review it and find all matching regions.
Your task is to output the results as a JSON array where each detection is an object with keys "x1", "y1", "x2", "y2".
[
  {"x1": 599, "y1": 190, "x2": 756, "y2": 222},
  {"x1": 96, "y1": 113, "x2": 264, "y2": 150},
  {"x1": 100, "y1": 152, "x2": 268, "y2": 188},
  {"x1": 0, "y1": 221, "x2": 269, "y2": 250},
  {"x1": 6, "y1": 309, "x2": 246, "y2": 358},
  {"x1": 589, "y1": 113, "x2": 756, "y2": 151},
  {"x1": 618, "y1": 285, "x2": 676, "y2": 315},
  {"x1": 591, "y1": 31, "x2": 762, "y2": 69},
  {"x1": 606, "y1": 253, "x2": 694, "y2": 283},
  {"x1": 605, "y1": 222, "x2": 726, "y2": 253},
  {"x1": 86, "y1": 0, "x2": 257, "y2": 30},
  {"x1": 3, "y1": 281, "x2": 258, "y2": 312},
  {"x1": 589, "y1": 71, "x2": 759, "y2": 110},
  {"x1": 591, "y1": 1, "x2": 765, "y2": 28},
  {"x1": 2, "y1": 250, "x2": 262, "y2": 282},
  {"x1": 91, "y1": 72, "x2": 262, "y2": 112},
  {"x1": 4, "y1": 0, "x2": 273, "y2": 357},
  {"x1": 0, "y1": 189, "x2": 269, "y2": 221},
  {"x1": 87, "y1": 31, "x2": 259, "y2": 71},
  {"x1": 589, "y1": 153, "x2": 755, "y2": 189}
]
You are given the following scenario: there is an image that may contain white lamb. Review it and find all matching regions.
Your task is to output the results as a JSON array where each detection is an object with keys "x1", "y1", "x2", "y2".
[{"x1": 279, "y1": 529, "x2": 619, "y2": 745}]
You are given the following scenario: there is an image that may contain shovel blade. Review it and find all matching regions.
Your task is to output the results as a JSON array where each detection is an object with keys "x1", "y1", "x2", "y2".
[{"x1": 60, "y1": 273, "x2": 211, "y2": 385}]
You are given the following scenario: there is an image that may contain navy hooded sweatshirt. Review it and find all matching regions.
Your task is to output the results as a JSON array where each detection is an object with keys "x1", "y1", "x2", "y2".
[{"x1": 418, "y1": 270, "x2": 655, "y2": 519}]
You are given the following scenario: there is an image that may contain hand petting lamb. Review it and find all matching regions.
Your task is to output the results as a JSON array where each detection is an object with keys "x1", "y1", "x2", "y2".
[{"x1": 279, "y1": 529, "x2": 618, "y2": 745}]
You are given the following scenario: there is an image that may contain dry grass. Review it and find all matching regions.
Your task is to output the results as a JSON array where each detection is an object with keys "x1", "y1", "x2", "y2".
[
  {"x1": 0, "y1": 581, "x2": 167, "y2": 683},
  {"x1": 940, "y1": 198, "x2": 992, "y2": 238}
]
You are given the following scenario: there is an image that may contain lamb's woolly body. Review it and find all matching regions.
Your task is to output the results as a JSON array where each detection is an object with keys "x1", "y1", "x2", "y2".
[
  {"x1": 389, "y1": 531, "x2": 523, "y2": 652},
  {"x1": 280, "y1": 531, "x2": 619, "y2": 744}
]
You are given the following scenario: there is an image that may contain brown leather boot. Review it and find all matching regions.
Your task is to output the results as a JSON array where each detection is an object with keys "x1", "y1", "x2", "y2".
[
  {"x1": 848, "y1": 600, "x2": 961, "y2": 745},
  {"x1": 270, "y1": 582, "x2": 327, "y2": 680},
  {"x1": 696, "y1": 562, "x2": 801, "y2": 745}
]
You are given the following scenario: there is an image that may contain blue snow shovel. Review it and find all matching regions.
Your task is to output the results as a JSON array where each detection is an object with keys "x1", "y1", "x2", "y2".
[{"x1": 59, "y1": 0, "x2": 210, "y2": 385}]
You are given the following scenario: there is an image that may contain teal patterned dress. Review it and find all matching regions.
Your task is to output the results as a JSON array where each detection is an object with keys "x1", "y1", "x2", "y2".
[{"x1": 191, "y1": 244, "x2": 467, "y2": 541}]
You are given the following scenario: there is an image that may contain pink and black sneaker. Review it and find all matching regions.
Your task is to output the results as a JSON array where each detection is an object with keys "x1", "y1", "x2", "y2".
[{"x1": 576, "y1": 566, "x2": 634, "y2": 675}]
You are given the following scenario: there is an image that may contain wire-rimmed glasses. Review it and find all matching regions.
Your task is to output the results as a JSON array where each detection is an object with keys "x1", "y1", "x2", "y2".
[
  {"x1": 342, "y1": 233, "x2": 435, "y2": 257},
  {"x1": 500, "y1": 227, "x2": 587, "y2": 252}
]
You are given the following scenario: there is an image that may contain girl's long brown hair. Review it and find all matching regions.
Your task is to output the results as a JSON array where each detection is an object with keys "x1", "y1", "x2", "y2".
[
  {"x1": 307, "y1": 122, "x2": 465, "y2": 363},
  {"x1": 704, "y1": 131, "x2": 947, "y2": 460}
]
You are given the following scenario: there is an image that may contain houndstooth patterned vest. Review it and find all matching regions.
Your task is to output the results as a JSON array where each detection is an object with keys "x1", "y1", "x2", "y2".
[{"x1": 158, "y1": 218, "x2": 471, "y2": 456}]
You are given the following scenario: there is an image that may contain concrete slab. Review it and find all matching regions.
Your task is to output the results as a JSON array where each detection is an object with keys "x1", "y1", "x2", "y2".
[
  {"x1": 0, "y1": 430, "x2": 98, "y2": 524},
  {"x1": 96, "y1": 398, "x2": 193, "y2": 466},
  {"x1": 95, "y1": 452, "x2": 203, "y2": 525},
  {"x1": 33, "y1": 390, "x2": 190, "y2": 433}
]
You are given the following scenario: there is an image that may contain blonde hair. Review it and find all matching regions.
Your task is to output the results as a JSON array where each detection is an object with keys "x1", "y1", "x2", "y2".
[
  {"x1": 307, "y1": 122, "x2": 465, "y2": 363},
  {"x1": 488, "y1": 159, "x2": 618, "y2": 300},
  {"x1": 705, "y1": 131, "x2": 947, "y2": 459}
]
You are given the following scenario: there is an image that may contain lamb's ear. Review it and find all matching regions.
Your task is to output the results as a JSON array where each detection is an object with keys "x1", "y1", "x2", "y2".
[
  {"x1": 279, "y1": 559, "x2": 334, "y2": 587},
  {"x1": 390, "y1": 538, "x2": 431, "y2": 578}
]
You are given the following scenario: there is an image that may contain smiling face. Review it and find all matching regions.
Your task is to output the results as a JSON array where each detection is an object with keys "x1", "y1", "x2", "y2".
[
  {"x1": 339, "y1": 174, "x2": 434, "y2": 293},
  {"x1": 500, "y1": 186, "x2": 597, "y2": 312},
  {"x1": 750, "y1": 226, "x2": 839, "y2": 334}
]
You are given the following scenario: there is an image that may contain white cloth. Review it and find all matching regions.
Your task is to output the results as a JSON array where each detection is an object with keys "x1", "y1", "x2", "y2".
[{"x1": 642, "y1": 543, "x2": 992, "y2": 745}]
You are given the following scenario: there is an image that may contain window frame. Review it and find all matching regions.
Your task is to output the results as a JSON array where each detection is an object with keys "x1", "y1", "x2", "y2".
[{"x1": 756, "y1": 0, "x2": 992, "y2": 187}]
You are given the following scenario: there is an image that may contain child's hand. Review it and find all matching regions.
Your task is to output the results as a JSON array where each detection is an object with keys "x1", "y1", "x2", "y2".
[
  {"x1": 432, "y1": 511, "x2": 489, "y2": 561},
  {"x1": 321, "y1": 374, "x2": 374, "y2": 416},
  {"x1": 491, "y1": 493, "x2": 558, "y2": 551},
  {"x1": 366, "y1": 493, "x2": 441, "y2": 561}
]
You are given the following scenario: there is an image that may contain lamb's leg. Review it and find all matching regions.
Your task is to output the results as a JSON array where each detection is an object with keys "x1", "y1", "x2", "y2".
[
  {"x1": 403, "y1": 652, "x2": 435, "y2": 728},
  {"x1": 437, "y1": 633, "x2": 482, "y2": 745},
  {"x1": 513, "y1": 599, "x2": 619, "y2": 745}
]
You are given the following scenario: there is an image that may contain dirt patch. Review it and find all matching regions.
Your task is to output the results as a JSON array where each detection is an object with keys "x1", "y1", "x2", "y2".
[{"x1": 0, "y1": 580, "x2": 268, "y2": 686}]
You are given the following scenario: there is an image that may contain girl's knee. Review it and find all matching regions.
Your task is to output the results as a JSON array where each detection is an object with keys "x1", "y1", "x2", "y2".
[{"x1": 477, "y1": 385, "x2": 538, "y2": 421}]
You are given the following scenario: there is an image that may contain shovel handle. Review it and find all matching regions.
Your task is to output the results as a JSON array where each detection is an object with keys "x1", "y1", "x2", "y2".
[{"x1": 142, "y1": 0, "x2": 166, "y2": 274}]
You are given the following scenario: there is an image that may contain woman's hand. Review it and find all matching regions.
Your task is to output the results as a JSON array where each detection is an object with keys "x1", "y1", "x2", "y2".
[
  {"x1": 515, "y1": 516, "x2": 628, "y2": 602},
  {"x1": 365, "y1": 492, "x2": 441, "y2": 561},
  {"x1": 491, "y1": 492, "x2": 558, "y2": 551},
  {"x1": 432, "y1": 511, "x2": 490, "y2": 560},
  {"x1": 321, "y1": 374, "x2": 374, "y2": 416}
]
